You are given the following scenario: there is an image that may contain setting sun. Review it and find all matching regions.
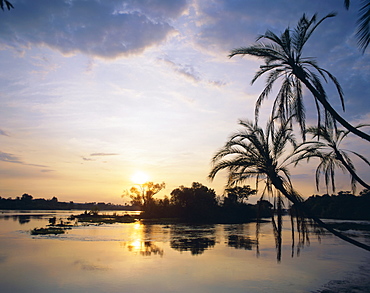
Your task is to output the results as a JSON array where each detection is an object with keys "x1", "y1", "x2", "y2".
[{"x1": 131, "y1": 171, "x2": 150, "y2": 185}]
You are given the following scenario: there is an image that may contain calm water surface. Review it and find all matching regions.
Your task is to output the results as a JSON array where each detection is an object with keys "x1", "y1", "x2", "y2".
[{"x1": 0, "y1": 210, "x2": 369, "y2": 293}]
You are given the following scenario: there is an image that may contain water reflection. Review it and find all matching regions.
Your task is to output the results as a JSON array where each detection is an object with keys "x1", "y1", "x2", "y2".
[
  {"x1": 224, "y1": 224, "x2": 257, "y2": 250},
  {"x1": 227, "y1": 235, "x2": 256, "y2": 250},
  {"x1": 169, "y1": 225, "x2": 216, "y2": 255},
  {"x1": 1, "y1": 212, "x2": 370, "y2": 293},
  {"x1": 126, "y1": 241, "x2": 164, "y2": 256},
  {"x1": 171, "y1": 237, "x2": 216, "y2": 255},
  {"x1": 120, "y1": 223, "x2": 165, "y2": 256},
  {"x1": 0, "y1": 214, "x2": 44, "y2": 225}
]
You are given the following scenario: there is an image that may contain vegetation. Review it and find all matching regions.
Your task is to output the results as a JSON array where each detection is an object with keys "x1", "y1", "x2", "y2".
[
  {"x1": 0, "y1": 193, "x2": 133, "y2": 211},
  {"x1": 301, "y1": 190, "x2": 370, "y2": 220},
  {"x1": 72, "y1": 211, "x2": 136, "y2": 224},
  {"x1": 123, "y1": 181, "x2": 271, "y2": 223},
  {"x1": 31, "y1": 227, "x2": 65, "y2": 235},
  {"x1": 294, "y1": 126, "x2": 370, "y2": 193},
  {"x1": 0, "y1": 0, "x2": 13, "y2": 11},
  {"x1": 229, "y1": 13, "x2": 370, "y2": 142},
  {"x1": 209, "y1": 118, "x2": 309, "y2": 259},
  {"x1": 124, "y1": 182, "x2": 166, "y2": 216},
  {"x1": 344, "y1": 0, "x2": 370, "y2": 53},
  {"x1": 222, "y1": 11, "x2": 370, "y2": 255},
  {"x1": 209, "y1": 118, "x2": 370, "y2": 255}
]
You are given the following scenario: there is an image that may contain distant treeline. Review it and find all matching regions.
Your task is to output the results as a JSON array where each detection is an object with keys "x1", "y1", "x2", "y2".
[
  {"x1": 0, "y1": 193, "x2": 135, "y2": 211},
  {"x1": 301, "y1": 189, "x2": 370, "y2": 220},
  {"x1": 134, "y1": 182, "x2": 273, "y2": 223},
  {"x1": 137, "y1": 183, "x2": 370, "y2": 223}
]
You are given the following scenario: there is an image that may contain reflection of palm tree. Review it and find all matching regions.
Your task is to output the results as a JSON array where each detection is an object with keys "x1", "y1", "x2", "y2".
[
  {"x1": 294, "y1": 126, "x2": 370, "y2": 193},
  {"x1": 229, "y1": 13, "x2": 370, "y2": 142},
  {"x1": 209, "y1": 118, "x2": 370, "y2": 252}
]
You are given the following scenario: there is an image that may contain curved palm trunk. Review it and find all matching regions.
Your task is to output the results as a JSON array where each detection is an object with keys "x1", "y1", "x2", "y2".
[
  {"x1": 334, "y1": 150, "x2": 370, "y2": 190},
  {"x1": 294, "y1": 68, "x2": 370, "y2": 142},
  {"x1": 270, "y1": 174, "x2": 370, "y2": 252}
]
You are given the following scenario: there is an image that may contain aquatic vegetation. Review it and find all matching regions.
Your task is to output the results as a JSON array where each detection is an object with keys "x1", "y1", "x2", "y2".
[
  {"x1": 74, "y1": 212, "x2": 137, "y2": 224},
  {"x1": 31, "y1": 227, "x2": 66, "y2": 235}
]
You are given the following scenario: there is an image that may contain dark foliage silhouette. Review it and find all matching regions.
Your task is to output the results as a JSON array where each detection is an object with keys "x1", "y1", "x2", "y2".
[
  {"x1": 209, "y1": 118, "x2": 370, "y2": 253},
  {"x1": 229, "y1": 13, "x2": 370, "y2": 142},
  {"x1": 294, "y1": 125, "x2": 370, "y2": 193}
]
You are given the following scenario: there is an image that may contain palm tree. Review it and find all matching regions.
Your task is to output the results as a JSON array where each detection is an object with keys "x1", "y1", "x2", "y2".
[
  {"x1": 0, "y1": 0, "x2": 13, "y2": 10},
  {"x1": 294, "y1": 125, "x2": 370, "y2": 193},
  {"x1": 209, "y1": 117, "x2": 306, "y2": 260},
  {"x1": 229, "y1": 13, "x2": 370, "y2": 142},
  {"x1": 344, "y1": 0, "x2": 370, "y2": 53},
  {"x1": 209, "y1": 118, "x2": 370, "y2": 252}
]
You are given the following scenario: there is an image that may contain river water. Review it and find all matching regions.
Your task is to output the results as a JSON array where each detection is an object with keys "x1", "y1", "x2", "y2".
[{"x1": 0, "y1": 210, "x2": 369, "y2": 293}]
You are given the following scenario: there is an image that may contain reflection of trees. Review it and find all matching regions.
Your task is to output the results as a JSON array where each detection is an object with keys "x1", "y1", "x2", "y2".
[
  {"x1": 127, "y1": 241, "x2": 164, "y2": 257},
  {"x1": 224, "y1": 224, "x2": 257, "y2": 250},
  {"x1": 169, "y1": 225, "x2": 216, "y2": 255},
  {"x1": 17, "y1": 215, "x2": 31, "y2": 224},
  {"x1": 171, "y1": 237, "x2": 215, "y2": 255},
  {"x1": 122, "y1": 223, "x2": 164, "y2": 257},
  {"x1": 227, "y1": 235, "x2": 256, "y2": 250},
  {"x1": 1, "y1": 214, "x2": 43, "y2": 224}
]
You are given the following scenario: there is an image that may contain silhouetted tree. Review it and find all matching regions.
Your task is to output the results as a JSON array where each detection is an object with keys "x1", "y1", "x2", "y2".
[
  {"x1": 302, "y1": 190, "x2": 370, "y2": 220},
  {"x1": 344, "y1": 0, "x2": 370, "y2": 53},
  {"x1": 294, "y1": 125, "x2": 370, "y2": 193},
  {"x1": 125, "y1": 182, "x2": 165, "y2": 216},
  {"x1": 21, "y1": 193, "x2": 33, "y2": 201},
  {"x1": 0, "y1": 0, "x2": 13, "y2": 10},
  {"x1": 224, "y1": 185, "x2": 256, "y2": 204},
  {"x1": 229, "y1": 13, "x2": 370, "y2": 142},
  {"x1": 209, "y1": 118, "x2": 370, "y2": 253},
  {"x1": 170, "y1": 182, "x2": 218, "y2": 222}
]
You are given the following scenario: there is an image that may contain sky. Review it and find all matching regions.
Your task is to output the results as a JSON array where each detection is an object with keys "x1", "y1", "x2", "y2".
[{"x1": 0, "y1": 0, "x2": 369, "y2": 204}]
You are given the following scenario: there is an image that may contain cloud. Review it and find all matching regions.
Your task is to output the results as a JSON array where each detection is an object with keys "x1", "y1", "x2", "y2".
[
  {"x1": 193, "y1": 0, "x2": 357, "y2": 53},
  {"x1": 189, "y1": 0, "x2": 369, "y2": 122},
  {"x1": 0, "y1": 0, "x2": 189, "y2": 59},
  {"x1": 159, "y1": 57, "x2": 227, "y2": 86},
  {"x1": 0, "y1": 151, "x2": 48, "y2": 168},
  {"x1": 90, "y1": 153, "x2": 119, "y2": 156},
  {"x1": 0, "y1": 151, "x2": 22, "y2": 164},
  {"x1": 160, "y1": 57, "x2": 200, "y2": 82},
  {"x1": 82, "y1": 157, "x2": 95, "y2": 161},
  {"x1": 82, "y1": 153, "x2": 119, "y2": 162},
  {"x1": 0, "y1": 129, "x2": 9, "y2": 136}
]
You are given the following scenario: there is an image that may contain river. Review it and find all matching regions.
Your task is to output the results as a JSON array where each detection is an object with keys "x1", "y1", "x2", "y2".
[{"x1": 0, "y1": 210, "x2": 369, "y2": 293}]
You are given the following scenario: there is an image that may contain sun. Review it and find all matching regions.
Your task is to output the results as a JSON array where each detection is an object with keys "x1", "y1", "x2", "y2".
[{"x1": 131, "y1": 171, "x2": 150, "y2": 185}]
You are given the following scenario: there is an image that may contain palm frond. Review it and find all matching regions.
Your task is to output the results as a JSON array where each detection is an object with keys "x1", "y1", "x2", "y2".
[
  {"x1": 356, "y1": 1, "x2": 370, "y2": 53},
  {"x1": 344, "y1": 0, "x2": 351, "y2": 10}
]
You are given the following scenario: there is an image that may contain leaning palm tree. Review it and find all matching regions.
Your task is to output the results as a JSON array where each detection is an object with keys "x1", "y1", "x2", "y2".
[
  {"x1": 229, "y1": 13, "x2": 370, "y2": 142},
  {"x1": 209, "y1": 118, "x2": 370, "y2": 252},
  {"x1": 294, "y1": 125, "x2": 370, "y2": 193},
  {"x1": 209, "y1": 117, "x2": 307, "y2": 260}
]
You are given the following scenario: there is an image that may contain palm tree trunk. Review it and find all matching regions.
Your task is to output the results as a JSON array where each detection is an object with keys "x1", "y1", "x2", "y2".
[
  {"x1": 296, "y1": 71, "x2": 370, "y2": 142},
  {"x1": 335, "y1": 151, "x2": 370, "y2": 190},
  {"x1": 270, "y1": 174, "x2": 370, "y2": 252}
]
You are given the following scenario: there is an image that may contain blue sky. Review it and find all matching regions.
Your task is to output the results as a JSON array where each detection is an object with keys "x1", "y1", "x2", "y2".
[{"x1": 0, "y1": 0, "x2": 369, "y2": 204}]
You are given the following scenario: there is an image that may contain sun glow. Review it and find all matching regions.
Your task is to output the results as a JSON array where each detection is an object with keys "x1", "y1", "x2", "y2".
[{"x1": 131, "y1": 171, "x2": 150, "y2": 185}]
